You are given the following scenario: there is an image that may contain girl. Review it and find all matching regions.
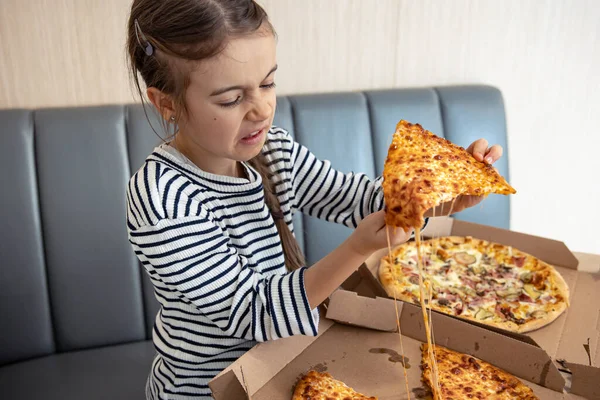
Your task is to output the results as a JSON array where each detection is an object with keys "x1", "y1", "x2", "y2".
[{"x1": 125, "y1": 0, "x2": 503, "y2": 398}]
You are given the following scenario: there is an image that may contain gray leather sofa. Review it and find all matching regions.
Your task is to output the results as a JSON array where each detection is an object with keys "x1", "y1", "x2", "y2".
[{"x1": 0, "y1": 85, "x2": 511, "y2": 399}]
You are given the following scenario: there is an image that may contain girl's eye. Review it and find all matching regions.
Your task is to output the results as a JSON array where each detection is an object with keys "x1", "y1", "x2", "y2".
[
  {"x1": 219, "y1": 83, "x2": 275, "y2": 108},
  {"x1": 260, "y1": 82, "x2": 276, "y2": 89},
  {"x1": 220, "y1": 96, "x2": 242, "y2": 108}
]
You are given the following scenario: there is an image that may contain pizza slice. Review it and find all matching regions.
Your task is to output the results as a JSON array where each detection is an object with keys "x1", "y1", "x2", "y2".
[
  {"x1": 292, "y1": 370, "x2": 377, "y2": 400},
  {"x1": 421, "y1": 344, "x2": 539, "y2": 400},
  {"x1": 383, "y1": 120, "x2": 516, "y2": 231}
]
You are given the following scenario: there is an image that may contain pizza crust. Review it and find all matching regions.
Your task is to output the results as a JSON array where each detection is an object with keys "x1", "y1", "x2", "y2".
[
  {"x1": 516, "y1": 265, "x2": 570, "y2": 333},
  {"x1": 378, "y1": 257, "x2": 417, "y2": 304},
  {"x1": 506, "y1": 247, "x2": 570, "y2": 333}
]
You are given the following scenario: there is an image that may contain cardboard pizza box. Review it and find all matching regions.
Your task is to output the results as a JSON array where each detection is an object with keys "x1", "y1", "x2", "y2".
[
  {"x1": 359, "y1": 216, "x2": 600, "y2": 399},
  {"x1": 208, "y1": 285, "x2": 584, "y2": 399}
]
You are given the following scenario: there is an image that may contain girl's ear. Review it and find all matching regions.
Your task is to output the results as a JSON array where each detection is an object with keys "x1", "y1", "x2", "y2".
[{"x1": 147, "y1": 87, "x2": 176, "y2": 121}]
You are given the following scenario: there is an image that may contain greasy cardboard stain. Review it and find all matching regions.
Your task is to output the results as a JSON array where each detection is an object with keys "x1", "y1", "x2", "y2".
[
  {"x1": 475, "y1": 341, "x2": 480, "y2": 351},
  {"x1": 412, "y1": 386, "x2": 433, "y2": 400},
  {"x1": 311, "y1": 362, "x2": 328, "y2": 373},
  {"x1": 540, "y1": 360, "x2": 551, "y2": 386},
  {"x1": 369, "y1": 347, "x2": 412, "y2": 368}
]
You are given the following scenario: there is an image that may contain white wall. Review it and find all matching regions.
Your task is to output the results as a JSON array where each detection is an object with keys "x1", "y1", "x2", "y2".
[{"x1": 1, "y1": 0, "x2": 598, "y2": 253}]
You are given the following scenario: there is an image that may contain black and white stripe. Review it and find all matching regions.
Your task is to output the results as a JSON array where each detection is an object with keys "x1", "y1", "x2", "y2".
[{"x1": 127, "y1": 126, "x2": 385, "y2": 399}]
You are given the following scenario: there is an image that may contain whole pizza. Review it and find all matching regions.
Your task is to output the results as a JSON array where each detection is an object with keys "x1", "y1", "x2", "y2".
[{"x1": 378, "y1": 236, "x2": 569, "y2": 333}]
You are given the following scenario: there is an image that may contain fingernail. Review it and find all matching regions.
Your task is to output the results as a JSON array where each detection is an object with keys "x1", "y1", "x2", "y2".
[{"x1": 485, "y1": 157, "x2": 493, "y2": 164}]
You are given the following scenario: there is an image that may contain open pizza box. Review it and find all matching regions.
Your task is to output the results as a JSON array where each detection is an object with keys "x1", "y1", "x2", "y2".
[
  {"x1": 208, "y1": 280, "x2": 587, "y2": 399},
  {"x1": 356, "y1": 216, "x2": 600, "y2": 399}
]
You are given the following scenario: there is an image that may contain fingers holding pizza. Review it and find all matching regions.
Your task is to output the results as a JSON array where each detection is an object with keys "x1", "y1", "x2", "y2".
[
  {"x1": 349, "y1": 210, "x2": 413, "y2": 256},
  {"x1": 467, "y1": 138, "x2": 504, "y2": 165},
  {"x1": 423, "y1": 137, "x2": 506, "y2": 217}
]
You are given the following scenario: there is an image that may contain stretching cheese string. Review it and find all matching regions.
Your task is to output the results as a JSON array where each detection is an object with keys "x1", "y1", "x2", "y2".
[
  {"x1": 386, "y1": 226, "x2": 411, "y2": 400},
  {"x1": 415, "y1": 227, "x2": 441, "y2": 398}
]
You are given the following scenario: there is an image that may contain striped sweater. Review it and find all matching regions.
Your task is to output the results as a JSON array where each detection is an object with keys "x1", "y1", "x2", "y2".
[{"x1": 126, "y1": 126, "x2": 385, "y2": 399}]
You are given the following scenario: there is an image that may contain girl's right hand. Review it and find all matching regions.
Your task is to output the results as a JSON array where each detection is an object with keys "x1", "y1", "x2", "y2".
[{"x1": 348, "y1": 210, "x2": 413, "y2": 256}]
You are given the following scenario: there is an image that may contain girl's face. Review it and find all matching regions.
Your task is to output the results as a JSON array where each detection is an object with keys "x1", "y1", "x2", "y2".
[{"x1": 167, "y1": 30, "x2": 277, "y2": 177}]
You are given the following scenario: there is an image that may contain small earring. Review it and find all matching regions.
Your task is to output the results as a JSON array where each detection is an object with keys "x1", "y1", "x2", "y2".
[{"x1": 170, "y1": 116, "x2": 176, "y2": 122}]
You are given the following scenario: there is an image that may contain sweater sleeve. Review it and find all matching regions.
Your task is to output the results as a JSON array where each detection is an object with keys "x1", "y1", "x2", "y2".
[
  {"x1": 267, "y1": 128, "x2": 428, "y2": 232},
  {"x1": 287, "y1": 138, "x2": 384, "y2": 229},
  {"x1": 127, "y1": 213, "x2": 319, "y2": 342}
]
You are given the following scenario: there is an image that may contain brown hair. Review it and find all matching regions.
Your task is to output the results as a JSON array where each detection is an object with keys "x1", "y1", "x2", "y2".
[{"x1": 126, "y1": 0, "x2": 305, "y2": 271}]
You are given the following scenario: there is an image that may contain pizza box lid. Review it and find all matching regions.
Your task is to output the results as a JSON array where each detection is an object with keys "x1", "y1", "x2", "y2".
[
  {"x1": 423, "y1": 216, "x2": 579, "y2": 270},
  {"x1": 208, "y1": 288, "x2": 573, "y2": 400},
  {"x1": 565, "y1": 362, "x2": 600, "y2": 400}
]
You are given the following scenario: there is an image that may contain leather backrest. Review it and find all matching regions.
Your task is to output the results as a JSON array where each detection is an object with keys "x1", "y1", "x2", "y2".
[
  {"x1": 0, "y1": 85, "x2": 510, "y2": 365},
  {"x1": 34, "y1": 106, "x2": 146, "y2": 352},
  {"x1": 0, "y1": 110, "x2": 54, "y2": 365}
]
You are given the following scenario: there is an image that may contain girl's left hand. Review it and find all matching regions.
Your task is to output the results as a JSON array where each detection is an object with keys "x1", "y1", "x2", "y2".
[{"x1": 425, "y1": 139, "x2": 503, "y2": 217}]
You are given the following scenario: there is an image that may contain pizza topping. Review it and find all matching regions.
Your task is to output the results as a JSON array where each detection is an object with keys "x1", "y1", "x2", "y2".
[
  {"x1": 436, "y1": 248, "x2": 451, "y2": 261},
  {"x1": 512, "y1": 256, "x2": 526, "y2": 267},
  {"x1": 468, "y1": 357, "x2": 481, "y2": 370},
  {"x1": 498, "y1": 306, "x2": 526, "y2": 325},
  {"x1": 481, "y1": 253, "x2": 497, "y2": 266},
  {"x1": 531, "y1": 271, "x2": 548, "y2": 289},
  {"x1": 495, "y1": 287, "x2": 522, "y2": 300},
  {"x1": 437, "y1": 298, "x2": 450, "y2": 306},
  {"x1": 454, "y1": 302, "x2": 464, "y2": 315},
  {"x1": 523, "y1": 284, "x2": 542, "y2": 300},
  {"x1": 454, "y1": 252, "x2": 476, "y2": 265},
  {"x1": 475, "y1": 308, "x2": 494, "y2": 320},
  {"x1": 499, "y1": 264, "x2": 513, "y2": 273},
  {"x1": 450, "y1": 237, "x2": 466, "y2": 244},
  {"x1": 518, "y1": 293, "x2": 534, "y2": 303},
  {"x1": 519, "y1": 271, "x2": 533, "y2": 283},
  {"x1": 530, "y1": 310, "x2": 547, "y2": 319},
  {"x1": 440, "y1": 264, "x2": 451, "y2": 274},
  {"x1": 468, "y1": 264, "x2": 486, "y2": 275}
]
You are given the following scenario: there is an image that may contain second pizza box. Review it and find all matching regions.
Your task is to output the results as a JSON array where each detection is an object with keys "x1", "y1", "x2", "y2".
[
  {"x1": 358, "y1": 216, "x2": 600, "y2": 398},
  {"x1": 208, "y1": 284, "x2": 586, "y2": 399}
]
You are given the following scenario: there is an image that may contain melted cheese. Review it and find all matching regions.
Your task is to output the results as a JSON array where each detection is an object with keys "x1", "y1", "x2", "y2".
[
  {"x1": 414, "y1": 227, "x2": 441, "y2": 397},
  {"x1": 386, "y1": 226, "x2": 411, "y2": 399}
]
